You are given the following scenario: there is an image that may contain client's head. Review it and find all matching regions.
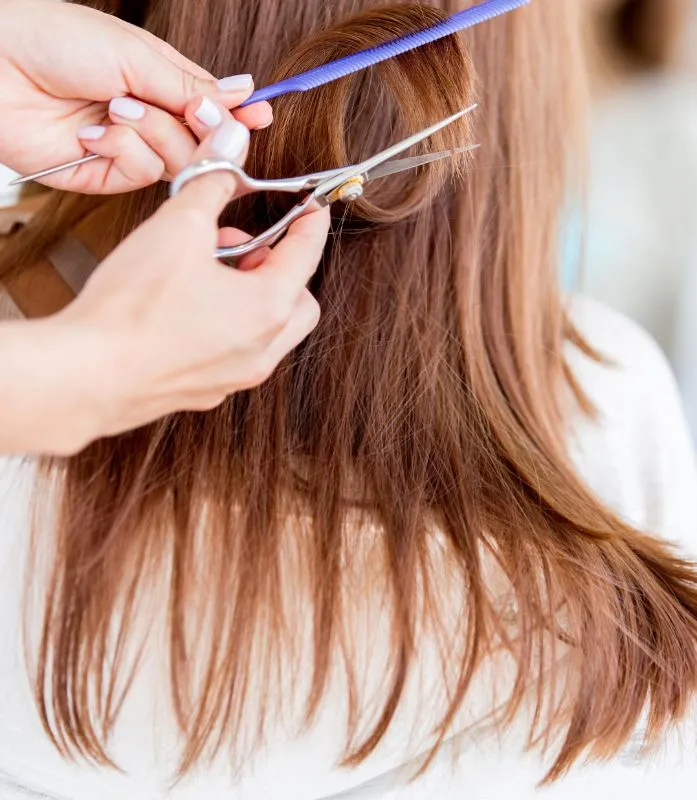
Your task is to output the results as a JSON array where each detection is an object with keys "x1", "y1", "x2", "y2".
[{"x1": 5, "y1": 0, "x2": 697, "y2": 788}]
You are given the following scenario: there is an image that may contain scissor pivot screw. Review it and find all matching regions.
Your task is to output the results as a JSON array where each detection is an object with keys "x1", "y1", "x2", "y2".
[{"x1": 328, "y1": 175, "x2": 365, "y2": 204}]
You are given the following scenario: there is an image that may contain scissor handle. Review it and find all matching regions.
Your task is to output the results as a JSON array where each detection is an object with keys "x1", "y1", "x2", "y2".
[
  {"x1": 170, "y1": 157, "x2": 321, "y2": 197},
  {"x1": 217, "y1": 194, "x2": 317, "y2": 258},
  {"x1": 169, "y1": 158, "x2": 325, "y2": 259}
]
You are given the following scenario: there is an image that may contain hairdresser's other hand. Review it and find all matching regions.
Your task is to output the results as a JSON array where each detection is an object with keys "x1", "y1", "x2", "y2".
[
  {"x1": 0, "y1": 0, "x2": 272, "y2": 194},
  {"x1": 17, "y1": 116, "x2": 329, "y2": 453}
]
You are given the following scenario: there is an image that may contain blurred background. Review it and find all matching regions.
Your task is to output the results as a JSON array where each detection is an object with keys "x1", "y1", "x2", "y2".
[
  {"x1": 1, "y1": 0, "x2": 697, "y2": 441},
  {"x1": 563, "y1": 0, "x2": 697, "y2": 442}
]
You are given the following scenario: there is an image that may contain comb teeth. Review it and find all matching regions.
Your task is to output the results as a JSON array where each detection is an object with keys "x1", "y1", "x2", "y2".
[{"x1": 241, "y1": 0, "x2": 529, "y2": 106}]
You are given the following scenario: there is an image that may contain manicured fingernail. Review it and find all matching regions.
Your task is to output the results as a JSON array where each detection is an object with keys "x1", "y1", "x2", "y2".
[
  {"x1": 109, "y1": 97, "x2": 146, "y2": 120},
  {"x1": 77, "y1": 125, "x2": 107, "y2": 141},
  {"x1": 210, "y1": 119, "x2": 250, "y2": 161},
  {"x1": 255, "y1": 118, "x2": 273, "y2": 130},
  {"x1": 194, "y1": 97, "x2": 223, "y2": 128},
  {"x1": 216, "y1": 74, "x2": 253, "y2": 92}
]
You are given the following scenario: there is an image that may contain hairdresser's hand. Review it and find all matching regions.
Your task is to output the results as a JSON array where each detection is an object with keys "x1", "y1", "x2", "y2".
[
  {"x1": 0, "y1": 115, "x2": 329, "y2": 455},
  {"x1": 0, "y1": 0, "x2": 272, "y2": 194}
]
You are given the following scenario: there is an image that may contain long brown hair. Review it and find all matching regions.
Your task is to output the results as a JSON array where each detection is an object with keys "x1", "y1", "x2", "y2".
[{"x1": 3, "y1": 0, "x2": 697, "y2": 785}]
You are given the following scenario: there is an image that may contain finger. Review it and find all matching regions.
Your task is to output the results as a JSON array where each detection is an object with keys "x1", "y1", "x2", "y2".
[
  {"x1": 120, "y1": 34, "x2": 220, "y2": 115},
  {"x1": 232, "y1": 103, "x2": 274, "y2": 132},
  {"x1": 199, "y1": 289, "x2": 321, "y2": 394},
  {"x1": 251, "y1": 206, "x2": 331, "y2": 290},
  {"x1": 218, "y1": 228, "x2": 272, "y2": 272},
  {"x1": 268, "y1": 289, "x2": 322, "y2": 359},
  {"x1": 108, "y1": 97, "x2": 198, "y2": 177},
  {"x1": 210, "y1": 74, "x2": 258, "y2": 109},
  {"x1": 179, "y1": 97, "x2": 226, "y2": 144},
  {"x1": 167, "y1": 116, "x2": 250, "y2": 218},
  {"x1": 121, "y1": 32, "x2": 260, "y2": 117},
  {"x1": 110, "y1": 18, "x2": 214, "y2": 80},
  {"x1": 115, "y1": 17, "x2": 276, "y2": 127},
  {"x1": 237, "y1": 247, "x2": 273, "y2": 272},
  {"x1": 248, "y1": 290, "x2": 321, "y2": 383},
  {"x1": 203, "y1": 76, "x2": 274, "y2": 130},
  {"x1": 182, "y1": 95, "x2": 273, "y2": 144},
  {"x1": 218, "y1": 227, "x2": 251, "y2": 248},
  {"x1": 181, "y1": 394, "x2": 229, "y2": 413},
  {"x1": 76, "y1": 124, "x2": 165, "y2": 193}
]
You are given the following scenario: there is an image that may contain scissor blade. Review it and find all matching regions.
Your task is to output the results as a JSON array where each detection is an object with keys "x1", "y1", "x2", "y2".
[
  {"x1": 313, "y1": 104, "x2": 478, "y2": 198},
  {"x1": 364, "y1": 143, "x2": 481, "y2": 182}
]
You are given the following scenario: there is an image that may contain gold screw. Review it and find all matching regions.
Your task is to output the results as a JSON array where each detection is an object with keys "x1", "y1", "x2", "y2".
[{"x1": 327, "y1": 175, "x2": 365, "y2": 204}]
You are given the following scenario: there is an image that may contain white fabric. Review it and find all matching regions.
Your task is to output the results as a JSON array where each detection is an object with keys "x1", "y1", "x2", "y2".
[
  {"x1": 0, "y1": 296, "x2": 696, "y2": 799},
  {"x1": 674, "y1": 249, "x2": 697, "y2": 443},
  {"x1": 580, "y1": 74, "x2": 697, "y2": 365},
  {"x1": 0, "y1": 165, "x2": 20, "y2": 209}
]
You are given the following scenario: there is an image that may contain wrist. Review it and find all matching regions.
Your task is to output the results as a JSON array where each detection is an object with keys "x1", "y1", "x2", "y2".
[{"x1": 0, "y1": 317, "x2": 122, "y2": 455}]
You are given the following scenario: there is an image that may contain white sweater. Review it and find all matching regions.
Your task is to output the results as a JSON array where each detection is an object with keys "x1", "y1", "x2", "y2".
[{"x1": 0, "y1": 297, "x2": 696, "y2": 799}]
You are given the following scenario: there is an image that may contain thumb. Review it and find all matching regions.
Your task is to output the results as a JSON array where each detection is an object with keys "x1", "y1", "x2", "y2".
[
  {"x1": 169, "y1": 115, "x2": 251, "y2": 218},
  {"x1": 120, "y1": 30, "x2": 221, "y2": 115}
]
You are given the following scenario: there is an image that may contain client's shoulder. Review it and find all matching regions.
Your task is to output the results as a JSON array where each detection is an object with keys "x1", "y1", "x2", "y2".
[
  {"x1": 566, "y1": 294, "x2": 671, "y2": 387},
  {"x1": 564, "y1": 296, "x2": 697, "y2": 552}
]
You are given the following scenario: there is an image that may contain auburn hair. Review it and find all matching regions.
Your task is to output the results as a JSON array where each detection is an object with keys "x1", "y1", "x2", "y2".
[{"x1": 2, "y1": 0, "x2": 697, "y2": 785}]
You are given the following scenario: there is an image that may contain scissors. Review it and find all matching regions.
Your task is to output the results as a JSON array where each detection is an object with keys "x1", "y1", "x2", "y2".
[{"x1": 169, "y1": 105, "x2": 478, "y2": 259}]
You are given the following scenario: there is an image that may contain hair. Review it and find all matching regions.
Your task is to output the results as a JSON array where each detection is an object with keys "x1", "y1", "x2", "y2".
[
  {"x1": 3, "y1": 0, "x2": 697, "y2": 786},
  {"x1": 604, "y1": 0, "x2": 688, "y2": 70}
]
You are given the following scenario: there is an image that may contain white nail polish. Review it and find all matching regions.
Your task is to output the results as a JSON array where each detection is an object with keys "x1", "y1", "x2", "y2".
[
  {"x1": 194, "y1": 97, "x2": 223, "y2": 127},
  {"x1": 210, "y1": 119, "x2": 250, "y2": 161},
  {"x1": 109, "y1": 97, "x2": 146, "y2": 120},
  {"x1": 77, "y1": 125, "x2": 107, "y2": 141},
  {"x1": 216, "y1": 74, "x2": 253, "y2": 92}
]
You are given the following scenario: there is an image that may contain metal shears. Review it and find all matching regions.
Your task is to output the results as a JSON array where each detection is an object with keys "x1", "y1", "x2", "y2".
[{"x1": 169, "y1": 105, "x2": 478, "y2": 259}]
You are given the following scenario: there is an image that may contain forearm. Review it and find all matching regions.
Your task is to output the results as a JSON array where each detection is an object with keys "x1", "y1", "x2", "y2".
[{"x1": 0, "y1": 319, "x2": 104, "y2": 455}]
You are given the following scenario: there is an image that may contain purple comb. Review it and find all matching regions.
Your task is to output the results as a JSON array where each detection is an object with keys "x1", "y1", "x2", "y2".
[{"x1": 240, "y1": 0, "x2": 529, "y2": 107}]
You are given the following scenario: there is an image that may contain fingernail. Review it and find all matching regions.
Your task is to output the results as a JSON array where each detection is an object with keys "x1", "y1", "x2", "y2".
[
  {"x1": 216, "y1": 74, "x2": 253, "y2": 92},
  {"x1": 194, "y1": 97, "x2": 223, "y2": 128},
  {"x1": 255, "y1": 118, "x2": 273, "y2": 130},
  {"x1": 210, "y1": 118, "x2": 250, "y2": 161},
  {"x1": 109, "y1": 97, "x2": 146, "y2": 120},
  {"x1": 77, "y1": 125, "x2": 107, "y2": 141}
]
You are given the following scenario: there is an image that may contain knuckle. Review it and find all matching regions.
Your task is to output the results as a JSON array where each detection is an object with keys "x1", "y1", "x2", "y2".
[
  {"x1": 305, "y1": 295, "x2": 321, "y2": 328},
  {"x1": 189, "y1": 395, "x2": 227, "y2": 412},
  {"x1": 110, "y1": 125, "x2": 136, "y2": 148},
  {"x1": 144, "y1": 125, "x2": 170, "y2": 155},
  {"x1": 244, "y1": 315, "x2": 272, "y2": 345},
  {"x1": 181, "y1": 71, "x2": 201, "y2": 102},
  {"x1": 110, "y1": 127, "x2": 165, "y2": 185},
  {"x1": 143, "y1": 157, "x2": 166, "y2": 184},
  {"x1": 245, "y1": 353, "x2": 277, "y2": 387},
  {"x1": 50, "y1": 438, "x2": 87, "y2": 458},
  {"x1": 263, "y1": 287, "x2": 294, "y2": 331},
  {"x1": 49, "y1": 418, "x2": 96, "y2": 457}
]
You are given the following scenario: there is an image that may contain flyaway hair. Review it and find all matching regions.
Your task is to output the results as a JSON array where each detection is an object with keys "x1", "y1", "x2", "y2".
[{"x1": 1, "y1": 0, "x2": 697, "y2": 785}]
